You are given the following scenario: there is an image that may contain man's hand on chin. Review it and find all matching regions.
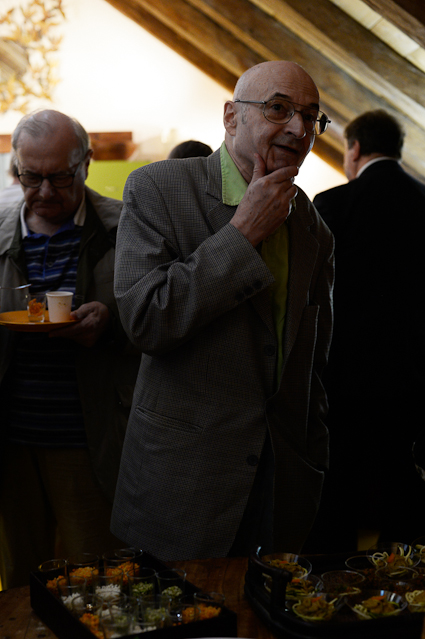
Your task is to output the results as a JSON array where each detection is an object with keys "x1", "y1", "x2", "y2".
[{"x1": 230, "y1": 154, "x2": 298, "y2": 247}]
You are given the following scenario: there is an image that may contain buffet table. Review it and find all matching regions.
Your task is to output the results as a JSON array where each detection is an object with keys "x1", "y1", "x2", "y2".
[{"x1": 0, "y1": 557, "x2": 274, "y2": 639}]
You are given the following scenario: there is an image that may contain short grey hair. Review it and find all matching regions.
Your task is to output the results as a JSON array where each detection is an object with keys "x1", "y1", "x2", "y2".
[{"x1": 12, "y1": 109, "x2": 90, "y2": 159}]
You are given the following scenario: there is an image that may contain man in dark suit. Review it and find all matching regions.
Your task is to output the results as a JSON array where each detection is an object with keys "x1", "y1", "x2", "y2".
[
  {"x1": 112, "y1": 61, "x2": 334, "y2": 561},
  {"x1": 312, "y1": 110, "x2": 425, "y2": 550}
]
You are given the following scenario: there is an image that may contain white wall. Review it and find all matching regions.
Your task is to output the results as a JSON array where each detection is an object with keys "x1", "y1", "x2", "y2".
[{"x1": 0, "y1": 0, "x2": 346, "y2": 197}]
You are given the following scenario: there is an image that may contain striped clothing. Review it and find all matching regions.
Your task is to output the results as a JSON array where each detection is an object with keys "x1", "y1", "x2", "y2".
[{"x1": 7, "y1": 222, "x2": 86, "y2": 447}]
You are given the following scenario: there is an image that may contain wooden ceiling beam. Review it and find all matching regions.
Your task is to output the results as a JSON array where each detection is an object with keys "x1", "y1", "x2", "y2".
[
  {"x1": 248, "y1": 0, "x2": 425, "y2": 129},
  {"x1": 104, "y1": 0, "x2": 238, "y2": 90},
  {"x1": 362, "y1": 0, "x2": 425, "y2": 48},
  {"x1": 109, "y1": 0, "x2": 265, "y2": 78}
]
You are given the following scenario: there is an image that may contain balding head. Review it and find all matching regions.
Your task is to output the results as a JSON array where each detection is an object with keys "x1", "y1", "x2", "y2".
[
  {"x1": 223, "y1": 61, "x2": 320, "y2": 181},
  {"x1": 234, "y1": 61, "x2": 319, "y2": 103},
  {"x1": 12, "y1": 109, "x2": 90, "y2": 159}
]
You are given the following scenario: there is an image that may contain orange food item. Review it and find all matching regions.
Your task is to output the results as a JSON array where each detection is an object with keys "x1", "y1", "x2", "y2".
[
  {"x1": 28, "y1": 298, "x2": 44, "y2": 316},
  {"x1": 79, "y1": 613, "x2": 103, "y2": 639},
  {"x1": 199, "y1": 604, "x2": 221, "y2": 619}
]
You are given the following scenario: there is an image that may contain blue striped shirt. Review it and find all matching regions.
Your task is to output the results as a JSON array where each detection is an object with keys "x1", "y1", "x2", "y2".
[{"x1": 7, "y1": 219, "x2": 87, "y2": 447}]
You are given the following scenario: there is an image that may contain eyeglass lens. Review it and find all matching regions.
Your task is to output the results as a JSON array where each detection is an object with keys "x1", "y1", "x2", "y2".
[
  {"x1": 19, "y1": 173, "x2": 76, "y2": 188},
  {"x1": 264, "y1": 99, "x2": 327, "y2": 135}
]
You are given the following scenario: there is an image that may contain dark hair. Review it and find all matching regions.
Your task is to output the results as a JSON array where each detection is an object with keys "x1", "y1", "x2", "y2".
[
  {"x1": 168, "y1": 140, "x2": 213, "y2": 159},
  {"x1": 345, "y1": 110, "x2": 404, "y2": 160}
]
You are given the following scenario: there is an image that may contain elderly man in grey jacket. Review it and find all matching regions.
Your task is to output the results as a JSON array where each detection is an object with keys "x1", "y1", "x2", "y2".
[
  {"x1": 0, "y1": 110, "x2": 139, "y2": 589},
  {"x1": 112, "y1": 61, "x2": 334, "y2": 561}
]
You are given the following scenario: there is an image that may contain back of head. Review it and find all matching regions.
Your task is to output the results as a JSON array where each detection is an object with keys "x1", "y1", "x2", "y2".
[
  {"x1": 168, "y1": 140, "x2": 213, "y2": 159},
  {"x1": 12, "y1": 109, "x2": 90, "y2": 158},
  {"x1": 345, "y1": 109, "x2": 404, "y2": 160}
]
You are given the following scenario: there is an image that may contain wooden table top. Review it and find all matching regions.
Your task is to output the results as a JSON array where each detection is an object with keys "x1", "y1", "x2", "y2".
[{"x1": 0, "y1": 557, "x2": 274, "y2": 639}]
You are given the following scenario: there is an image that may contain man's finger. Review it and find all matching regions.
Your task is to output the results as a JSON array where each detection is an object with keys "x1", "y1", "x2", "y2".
[{"x1": 250, "y1": 153, "x2": 266, "y2": 184}]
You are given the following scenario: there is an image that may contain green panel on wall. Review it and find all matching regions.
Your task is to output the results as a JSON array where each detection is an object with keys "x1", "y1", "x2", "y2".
[{"x1": 86, "y1": 160, "x2": 150, "y2": 200}]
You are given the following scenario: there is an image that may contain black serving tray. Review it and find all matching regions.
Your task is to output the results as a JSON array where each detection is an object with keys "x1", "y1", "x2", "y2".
[
  {"x1": 30, "y1": 551, "x2": 237, "y2": 639},
  {"x1": 244, "y1": 548, "x2": 424, "y2": 639}
]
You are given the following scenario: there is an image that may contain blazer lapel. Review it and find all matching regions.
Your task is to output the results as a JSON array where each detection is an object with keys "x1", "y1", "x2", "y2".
[{"x1": 283, "y1": 205, "x2": 319, "y2": 367}]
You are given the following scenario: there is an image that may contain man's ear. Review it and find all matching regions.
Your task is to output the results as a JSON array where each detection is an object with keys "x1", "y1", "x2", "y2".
[
  {"x1": 352, "y1": 139, "x2": 361, "y2": 161},
  {"x1": 84, "y1": 149, "x2": 93, "y2": 178},
  {"x1": 223, "y1": 101, "x2": 237, "y2": 136}
]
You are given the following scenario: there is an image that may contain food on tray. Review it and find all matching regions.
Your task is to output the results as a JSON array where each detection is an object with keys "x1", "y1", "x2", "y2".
[
  {"x1": 197, "y1": 603, "x2": 221, "y2": 619},
  {"x1": 79, "y1": 612, "x2": 103, "y2": 639},
  {"x1": 286, "y1": 578, "x2": 316, "y2": 599},
  {"x1": 28, "y1": 298, "x2": 44, "y2": 319},
  {"x1": 292, "y1": 596, "x2": 337, "y2": 621},
  {"x1": 414, "y1": 544, "x2": 425, "y2": 562},
  {"x1": 353, "y1": 594, "x2": 401, "y2": 619},
  {"x1": 406, "y1": 590, "x2": 425, "y2": 611},
  {"x1": 94, "y1": 583, "x2": 121, "y2": 600},
  {"x1": 162, "y1": 585, "x2": 183, "y2": 599},
  {"x1": 46, "y1": 576, "x2": 65, "y2": 595},
  {"x1": 69, "y1": 566, "x2": 99, "y2": 585},
  {"x1": 132, "y1": 580, "x2": 155, "y2": 597},
  {"x1": 268, "y1": 558, "x2": 309, "y2": 577},
  {"x1": 370, "y1": 545, "x2": 415, "y2": 574}
]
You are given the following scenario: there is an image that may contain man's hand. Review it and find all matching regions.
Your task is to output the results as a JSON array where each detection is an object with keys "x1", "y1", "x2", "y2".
[
  {"x1": 230, "y1": 154, "x2": 298, "y2": 246},
  {"x1": 49, "y1": 301, "x2": 111, "y2": 347}
]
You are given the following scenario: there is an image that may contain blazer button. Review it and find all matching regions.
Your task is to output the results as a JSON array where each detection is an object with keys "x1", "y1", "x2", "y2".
[
  {"x1": 235, "y1": 292, "x2": 245, "y2": 302},
  {"x1": 253, "y1": 280, "x2": 262, "y2": 290},
  {"x1": 264, "y1": 345, "x2": 276, "y2": 356},
  {"x1": 247, "y1": 454, "x2": 259, "y2": 466},
  {"x1": 244, "y1": 286, "x2": 254, "y2": 296}
]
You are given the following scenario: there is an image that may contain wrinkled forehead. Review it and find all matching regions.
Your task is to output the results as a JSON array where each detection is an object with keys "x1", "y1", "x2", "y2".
[
  {"x1": 17, "y1": 130, "x2": 81, "y2": 170},
  {"x1": 237, "y1": 63, "x2": 319, "y2": 106}
]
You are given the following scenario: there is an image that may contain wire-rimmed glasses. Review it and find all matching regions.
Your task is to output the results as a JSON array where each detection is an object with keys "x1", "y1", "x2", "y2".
[{"x1": 234, "y1": 98, "x2": 331, "y2": 135}]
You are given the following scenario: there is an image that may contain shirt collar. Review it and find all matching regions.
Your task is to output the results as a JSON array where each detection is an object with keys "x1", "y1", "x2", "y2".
[
  {"x1": 220, "y1": 141, "x2": 248, "y2": 205},
  {"x1": 356, "y1": 156, "x2": 399, "y2": 179},
  {"x1": 20, "y1": 193, "x2": 86, "y2": 238}
]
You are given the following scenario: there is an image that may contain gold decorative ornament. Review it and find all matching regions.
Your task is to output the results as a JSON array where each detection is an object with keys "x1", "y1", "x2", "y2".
[{"x1": 0, "y1": 0, "x2": 65, "y2": 114}]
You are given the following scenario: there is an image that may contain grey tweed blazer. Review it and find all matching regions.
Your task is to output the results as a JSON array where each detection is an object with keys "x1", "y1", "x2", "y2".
[{"x1": 111, "y1": 149, "x2": 334, "y2": 561}]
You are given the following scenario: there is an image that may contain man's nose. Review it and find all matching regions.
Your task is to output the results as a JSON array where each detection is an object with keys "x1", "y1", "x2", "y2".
[
  {"x1": 38, "y1": 177, "x2": 55, "y2": 197},
  {"x1": 285, "y1": 111, "x2": 307, "y2": 139}
]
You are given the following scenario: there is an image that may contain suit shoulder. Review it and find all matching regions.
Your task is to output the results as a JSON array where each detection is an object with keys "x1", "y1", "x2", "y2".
[{"x1": 128, "y1": 154, "x2": 212, "y2": 187}]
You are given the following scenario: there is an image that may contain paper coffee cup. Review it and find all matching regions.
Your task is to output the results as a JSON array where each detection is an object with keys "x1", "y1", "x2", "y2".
[{"x1": 46, "y1": 291, "x2": 73, "y2": 322}]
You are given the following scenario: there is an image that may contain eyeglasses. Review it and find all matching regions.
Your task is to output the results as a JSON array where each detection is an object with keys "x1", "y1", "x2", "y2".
[
  {"x1": 234, "y1": 98, "x2": 331, "y2": 135},
  {"x1": 18, "y1": 159, "x2": 84, "y2": 189}
]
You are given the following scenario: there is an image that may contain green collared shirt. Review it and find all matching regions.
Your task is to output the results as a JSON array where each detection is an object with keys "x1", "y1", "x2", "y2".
[{"x1": 220, "y1": 142, "x2": 289, "y2": 379}]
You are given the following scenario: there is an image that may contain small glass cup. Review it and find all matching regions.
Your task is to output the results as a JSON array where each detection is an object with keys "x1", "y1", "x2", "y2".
[
  {"x1": 169, "y1": 601, "x2": 200, "y2": 625},
  {"x1": 128, "y1": 567, "x2": 157, "y2": 599},
  {"x1": 71, "y1": 592, "x2": 105, "y2": 619},
  {"x1": 139, "y1": 594, "x2": 172, "y2": 628},
  {"x1": 38, "y1": 558, "x2": 67, "y2": 595},
  {"x1": 27, "y1": 293, "x2": 46, "y2": 322},
  {"x1": 156, "y1": 568, "x2": 186, "y2": 600},
  {"x1": 103, "y1": 548, "x2": 136, "y2": 587},
  {"x1": 193, "y1": 591, "x2": 225, "y2": 619},
  {"x1": 93, "y1": 573, "x2": 124, "y2": 600},
  {"x1": 100, "y1": 613, "x2": 132, "y2": 638},
  {"x1": 67, "y1": 552, "x2": 100, "y2": 586},
  {"x1": 57, "y1": 576, "x2": 87, "y2": 610}
]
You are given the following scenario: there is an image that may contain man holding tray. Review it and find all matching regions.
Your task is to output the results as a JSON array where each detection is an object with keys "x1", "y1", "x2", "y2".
[
  {"x1": 112, "y1": 61, "x2": 334, "y2": 560},
  {"x1": 0, "y1": 110, "x2": 139, "y2": 588}
]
